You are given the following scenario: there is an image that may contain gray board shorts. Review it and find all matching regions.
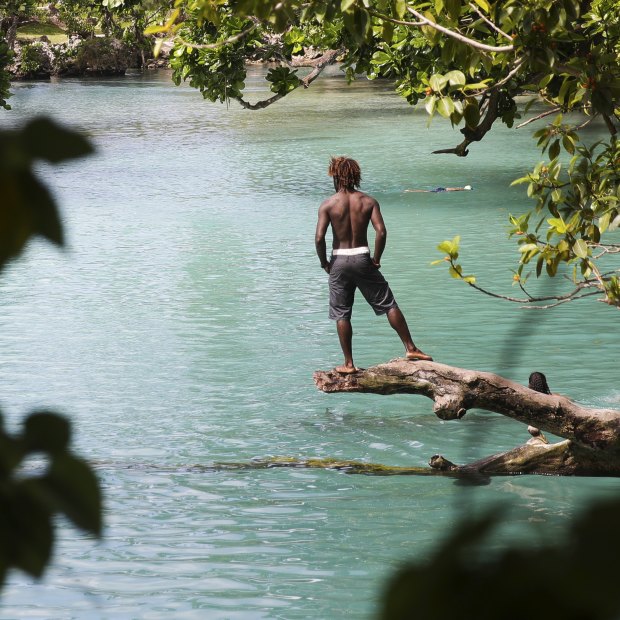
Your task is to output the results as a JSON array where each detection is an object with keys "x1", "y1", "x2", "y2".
[{"x1": 328, "y1": 253, "x2": 398, "y2": 321}]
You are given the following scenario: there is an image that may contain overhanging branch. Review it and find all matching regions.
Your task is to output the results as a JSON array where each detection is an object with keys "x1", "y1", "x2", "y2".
[
  {"x1": 235, "y1": 48, "x2": 342, "y2": 109},
  {"x1": 405, "y1": 7, "x2": 514, "y2": 53}
]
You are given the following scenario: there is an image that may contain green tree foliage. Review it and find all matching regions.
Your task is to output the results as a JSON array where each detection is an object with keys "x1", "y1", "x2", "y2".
[
  {"x1": 160, "y1": 0, "x2": 619, "y2": 306},
  {"x1": 0, "y1": 117, "x2": 102, "y2": 588},
  {"x1": 0, "y1": 39, "x2": 11, "y2": 110},
  {"x1": 0, "y1": 0, "x2": 38, "y2": 47},
  {"x1": 381, "y1": 497, "x2": 620, "y2": 619},
  {"x1": 53, "y1": 0, "x2": 175, "y2": 66}
]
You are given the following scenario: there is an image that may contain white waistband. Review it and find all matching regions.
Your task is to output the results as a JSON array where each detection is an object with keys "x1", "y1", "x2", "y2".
[{"x1": 332, "y1": 247, "x2": 370, "y2": 256}]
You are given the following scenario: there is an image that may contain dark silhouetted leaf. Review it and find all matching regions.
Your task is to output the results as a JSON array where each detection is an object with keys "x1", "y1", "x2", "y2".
[
  {"x1": 20, "y1": 117, "x2": 94, "y2": 163},
  {"x1": 24, "y1": 411, "x2": 71, "y2": 454},
  {"x1": 46, "y1": 453, "x2": 102, "y2": 536}
]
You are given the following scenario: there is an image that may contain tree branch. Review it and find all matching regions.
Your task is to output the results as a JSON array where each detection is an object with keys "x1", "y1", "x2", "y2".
[
  {"x1": 467, "y1": 3, "x2": 513, "y2": 41},
  {"x1": 234, "y1": 92, "x2": 287, "y2": 110},
  {"x1": 405, "y1": 7, "x2": 514, "y2": 53},
  {"x1": 314, "y1": 360, "x2": 620, "y2": 452},
  {"x1": 516, "y1": 107, "x2": 562, "y2": 128},
  {"x1": 432, "y1": 90, "x2": 501, "y2": 156},
  {"x1": 297, "y1": 48, "x2": 343, "y2": 88},
  {"x1": 235, "y1": 48, "x2": 343, "y2": 108},
  {"x1": 465, "y1": 278, "x2": 603, "y2": 308}
]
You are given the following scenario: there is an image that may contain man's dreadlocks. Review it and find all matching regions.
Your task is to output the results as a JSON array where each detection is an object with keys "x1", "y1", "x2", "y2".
[{"x1": 328, "y1": 156, "x2": 361, "y2": 192}]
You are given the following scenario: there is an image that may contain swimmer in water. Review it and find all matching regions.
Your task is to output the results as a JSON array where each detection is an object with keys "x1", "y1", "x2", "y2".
[{"x1": 405, "y1": 185, "x2": 473, "y2": 193}]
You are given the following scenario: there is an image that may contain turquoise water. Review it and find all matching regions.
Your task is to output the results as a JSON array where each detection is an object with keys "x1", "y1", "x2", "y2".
[{"x1": 1, "y1": 67, "x2": 619, "y2": 618}]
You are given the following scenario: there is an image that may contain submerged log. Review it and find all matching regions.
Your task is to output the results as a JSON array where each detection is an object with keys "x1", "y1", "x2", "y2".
[{"x1": 313, "y1": 360, "x2": 620, "y2": 476}]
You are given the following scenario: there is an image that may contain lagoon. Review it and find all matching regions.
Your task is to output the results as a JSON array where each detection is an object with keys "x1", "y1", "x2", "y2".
[{"x1": 1, "y1": 67, "x2": 620, "y2": 618}]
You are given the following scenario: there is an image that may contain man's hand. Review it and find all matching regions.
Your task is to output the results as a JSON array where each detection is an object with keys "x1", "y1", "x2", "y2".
[
  {"x1": 372, "y1": 258, "x2": 381, "y2": 269},
  {"x1": 322, "y1": 263, "x2": 331, "y2": 274}
]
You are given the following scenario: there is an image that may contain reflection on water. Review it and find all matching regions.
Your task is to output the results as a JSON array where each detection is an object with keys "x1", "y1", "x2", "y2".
[{"x1": 1, "y1": 68, "x2": 619, "y2": 618}]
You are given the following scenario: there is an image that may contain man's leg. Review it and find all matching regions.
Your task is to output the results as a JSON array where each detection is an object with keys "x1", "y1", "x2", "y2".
[
  {"x1": 335, "y1": 319, "x2": 357, "y2": 373},
  {"x1": 386, "y1": 307, "x2": 433, "y2": 361}
]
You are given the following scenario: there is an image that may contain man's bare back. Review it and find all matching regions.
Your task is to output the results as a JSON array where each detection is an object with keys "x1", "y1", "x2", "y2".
[{"x1": 315, "y1": 190, "x2": 387, "y2": 271}]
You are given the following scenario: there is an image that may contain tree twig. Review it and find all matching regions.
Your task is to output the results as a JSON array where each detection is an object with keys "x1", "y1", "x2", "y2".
[
  {"x1": 516, "y1": 107, "x2": 562, "y2": 128},
  {"x1": 406, "y1": 7, "x2": 514, "y2": 53},
  {"x1": 367, "y1": 9, "x2": 425, "y2": 27},
  {"x1": 468, "y1": 57, "x2": 525, "y2": 96},
  {"x1": 234, "y1": 92, "x2": 286, "y2": 110},
  {"x1": 464, "y1": 278, "x2": 604, "y2": 308},
  {"x1": 468, "y1": 3, "x2": 513, "y2": 41}
]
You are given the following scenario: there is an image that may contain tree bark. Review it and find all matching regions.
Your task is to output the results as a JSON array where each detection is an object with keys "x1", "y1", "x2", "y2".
[{"x1": 313, "y1": 360, "x2": 620, "y2": 476}]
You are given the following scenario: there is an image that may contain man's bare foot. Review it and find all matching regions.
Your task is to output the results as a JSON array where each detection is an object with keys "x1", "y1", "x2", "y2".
[
  {"x1": 334, "y1": 365, "x2": 360, "y2": 374},
  {"x1": 406, "y1": 349, "x2": 433, "y2": 362}
]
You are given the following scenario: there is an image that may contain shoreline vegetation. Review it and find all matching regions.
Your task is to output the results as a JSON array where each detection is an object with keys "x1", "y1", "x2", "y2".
[
  {"x1": 9, "y1": 27, "x2": 172, "y2": 80},
  {"x1": 8, "y1": 19, "x2": 322, "y2": 81}
]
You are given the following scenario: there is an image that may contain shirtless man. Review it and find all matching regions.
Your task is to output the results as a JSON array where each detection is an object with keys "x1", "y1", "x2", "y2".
[{"x1": 315, "y1": 156, "x2": 432, "y2": 374}]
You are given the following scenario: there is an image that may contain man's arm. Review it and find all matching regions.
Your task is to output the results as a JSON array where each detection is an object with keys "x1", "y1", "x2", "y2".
[
  {"x1": 315, "y1": 203, "x2": 331, "y2": 273},
  {"x1": 369, "y1": 201, "x2": 387, "y2": 268}
]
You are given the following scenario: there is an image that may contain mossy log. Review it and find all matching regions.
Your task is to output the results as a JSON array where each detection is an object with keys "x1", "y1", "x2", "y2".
[{"x1": 313, "y1": 360, "x2": 620, "y2": 476}]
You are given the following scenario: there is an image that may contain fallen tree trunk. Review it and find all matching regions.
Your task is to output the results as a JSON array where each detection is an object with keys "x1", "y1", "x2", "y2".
[{"x1": 313, "y1": 360, "x2": 620, "y2": 476}]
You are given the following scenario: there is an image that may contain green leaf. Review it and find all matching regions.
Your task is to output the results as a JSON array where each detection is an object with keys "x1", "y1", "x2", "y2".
[
  {"x1": 153, "y1": 38, "x2": 164, "y2": 58},
  {"x1": 449, "y1": 265, "x2": 462, "y2": 279},
  {"x1": 562, "y1": 135, "x2": 575, "y2": 154},
  {"x1": 536, "y1": 255, "x2": 544, "y2": 277},
  {"x1": 394, "y1": 0, "x2": 406, "y2": 18},
  {"x1": 463, "y1": 102, "x2": 480, "y2": 128},
  {"x1": 547, "y1": 217, "x2": 567, "y2": 234},
  {"x1": 343, "y1": 7, "x2": 371, "y2": 42},
  {"x1": 425, "y1": 95, "x2": 437, "y2": 114},
  {"x1": 463, "y1": 82, "x2": 491, "y2": 91},
  {"x1": 445, "y1": 70, "x2": 466, "y2": 86},
  {"x1": 436, "y1": 96, "x2": 455, "y2": 118},
  {"x1": 445, "y1": 0, "x2": 461, "y2": 19},
  {"x1": 437, "y1": 240, "x2": 455, "y2": 255},
  {"x1": 599, "y1": 212, "x2": 611, "y2": 233},
  {"x1": 538, "y1": 73, "x2": 553, "y2": 89},
  {"x1": 341, "y1": 0, "x2": 356, "y2": 12},
  {"x1": 472, "y1": 0, "x2": 489, "y2": 11},
  {"x1": 548, "y1": 139, "x2": 560, "y2": 160},
  {"x1": 429, "y1": 74, "x2": 447, "y2": 92},
  {"x1": 144, "y1": 24, "x2": 168, "y2": 35},
  {"x1": 381, "y1": 21, "x2": 394, "y2": 42},
  {"x1": 371, "y1": 51, "x2": 390, "y2": 65},
  {"x1": 573, "y1": 238, "x2": 589, "y2": 259}
]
